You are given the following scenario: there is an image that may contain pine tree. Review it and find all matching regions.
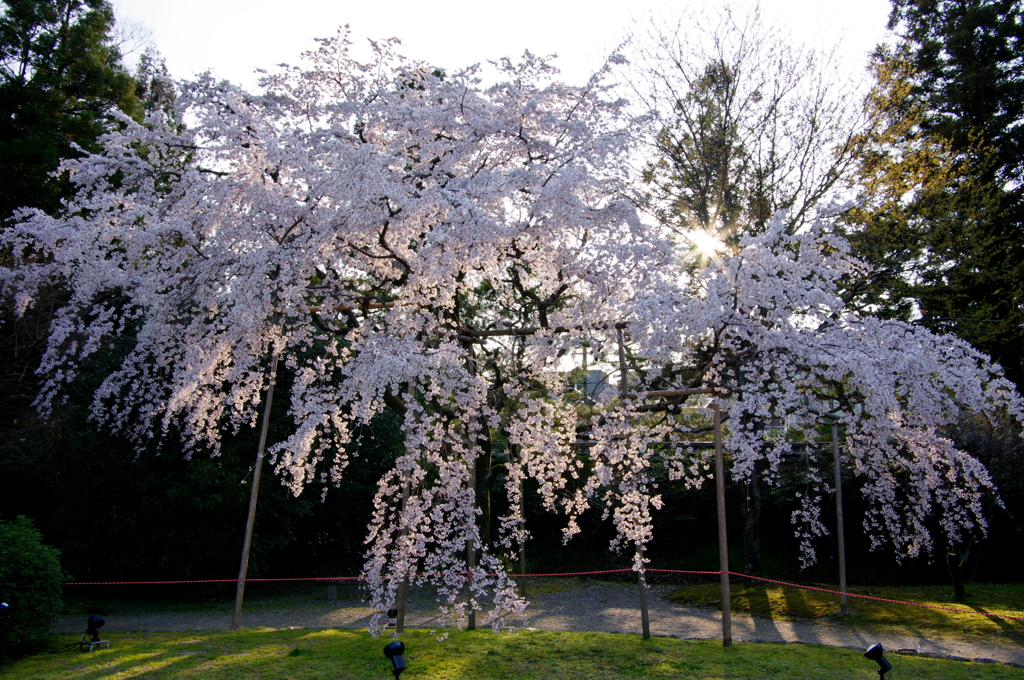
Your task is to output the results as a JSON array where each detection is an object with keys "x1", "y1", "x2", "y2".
[
  {"x1": 0, "y1": 0, "x2": 140, "y2": 221},
  {"x1": 847, "y1": 0, "x2": 1024, "y2": 387}
]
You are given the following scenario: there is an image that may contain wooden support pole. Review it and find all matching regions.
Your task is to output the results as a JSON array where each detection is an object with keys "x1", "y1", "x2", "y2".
[
  {"x1": 396, "y1": 477, "x2": 411, "y2": 634},
  {"x1": 519, "y1": 473, "x2": 528, "y2": 598},
  {"x1": 231, "y1": 351, "x2": 279, "y2": 631},
  {"x1": 618, "y1": 327, "x2": 651, "y2": 640},
  {"x1": 467, "y1": 449, "x2": 477, "y2": 631},
  {"x1": 832, "y1": 422, "x2": 848, "y2": 617},
  {"x1": 714, "y1": 402, "x2": 732, "y2": 647},
  {"x1": 396, "y1": 380, "x2": 415, "y2": 634},
  {"x1": 636, "y1": 545, "x2": 652, "y2": 640}
]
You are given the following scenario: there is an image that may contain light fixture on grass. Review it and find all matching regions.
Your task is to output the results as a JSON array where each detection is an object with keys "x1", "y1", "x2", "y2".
[
  {"x1": 384, "y1": 640, "x2": 407, "y2": 680},
  {"x1": 864, "y1": 643, "x2": 893, "y2": 679},
  {"x1": 0, "y1": 601, "x2": 9, "y2": 635},
  {"x1": 85, "y1": 615, "x2": 105, "y2": 642}
]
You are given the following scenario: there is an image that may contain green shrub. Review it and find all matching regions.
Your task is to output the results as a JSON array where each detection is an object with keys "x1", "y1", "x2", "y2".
[{"x1": 0, "y1": 516, "x2": 64, "y2": 656}]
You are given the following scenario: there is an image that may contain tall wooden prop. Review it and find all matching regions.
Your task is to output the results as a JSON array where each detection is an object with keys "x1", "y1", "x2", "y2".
[
  {"x1": 714, "y1": 402, "x2": 732, "y2": 646},
  {"x1": 466, "y1": 452, "x2": 477, "y2": 631},
  {"x1": 396, "y1": 477, "x2": 412, "y2": 633},
  {"x1": 396, "y1": 380, "x2": 415, "y2": 633},
  {"x1": 617, "y1": 328, "x2": 651, "y2": 639},
  {"x1": 832, "y1": 422, "x2": 848, "y2": 616},
  {"x1": 231, "y1": 351, "x2": 280, "y2": 630},
  {"x1": 519, "y1": 471, "x2": 528, "y2": 597}
]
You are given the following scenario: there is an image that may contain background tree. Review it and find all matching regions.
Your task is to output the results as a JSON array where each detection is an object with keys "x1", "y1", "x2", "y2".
[
  {"x1": 633, "y1": 4, "x2": 863, "y2": 242},
  {"x1": 629, "y1": 4, "x2": 865, "y2": 577},
  {"x1": 842, "y1": 0, "x2": 1024, "y2": 587},
  {"x1": 0, "y1": 0, "x2": 140, "y2": 220},
  {"x1": 845, "y1": 0, "x2": 1024, "y2": 389}
]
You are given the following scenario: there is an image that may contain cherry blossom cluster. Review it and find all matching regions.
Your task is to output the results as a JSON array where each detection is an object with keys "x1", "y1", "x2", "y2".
[
  {"x1": 626, "y1": 214, "x2": 1022, "y2": 565},
  {"x1": 0, "y1": 35, "x2": 649, "y2": 629}
]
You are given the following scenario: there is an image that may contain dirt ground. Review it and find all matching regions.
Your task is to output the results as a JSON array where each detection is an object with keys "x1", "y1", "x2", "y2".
[{"x1": 55, "y1": 580, "x2": 1024, "y2": 668}]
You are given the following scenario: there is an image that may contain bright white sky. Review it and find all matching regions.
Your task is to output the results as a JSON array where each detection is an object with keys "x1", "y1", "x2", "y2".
[{"x1": 112, "y1": 0, "x2": 894, "y2": 90}]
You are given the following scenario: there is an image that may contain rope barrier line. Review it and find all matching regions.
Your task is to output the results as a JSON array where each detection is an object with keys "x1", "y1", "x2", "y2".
[
  {"x1": 519, "y1": 569, "x2": 635, "y2": 577},
  {"x1": 64, "y1": 577, "x2": 364, "y2": 585},
  {"x1": 62, "y1": 569, "x2": 1024, "y2": 622},
  {"x1": 62, "y1": 568, "x2": 708, "y2": 585}
]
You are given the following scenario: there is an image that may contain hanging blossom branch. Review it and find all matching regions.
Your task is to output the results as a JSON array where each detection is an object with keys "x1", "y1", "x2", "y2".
[
  {"x1": 0, "y1": 32, "x2": 655, "y2": 631},
  {"x1": 624, "y1": 212, "x2": 1023, "y2": 567}
]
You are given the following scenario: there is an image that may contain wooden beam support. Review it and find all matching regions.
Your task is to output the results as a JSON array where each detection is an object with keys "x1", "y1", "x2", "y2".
[
  {"x1": 714, "y1": 402, "x2": 732, "y2": 647},
  {"x1": 231, "y1": 351, "x2": 279, "y2": 631}
]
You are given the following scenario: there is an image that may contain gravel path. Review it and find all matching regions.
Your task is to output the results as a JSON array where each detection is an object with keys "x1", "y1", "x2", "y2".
[{"x1": 54, "y1": 581, "x2": 1024, "y2": 667}]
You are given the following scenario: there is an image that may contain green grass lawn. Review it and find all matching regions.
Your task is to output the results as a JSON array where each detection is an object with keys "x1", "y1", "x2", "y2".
[
  {"x1": 4, "y1": 628, "x2": 1022, "y2": 680},
  {"x1": 666, "y1": 581, "x2": 1024, "y2": 642}
]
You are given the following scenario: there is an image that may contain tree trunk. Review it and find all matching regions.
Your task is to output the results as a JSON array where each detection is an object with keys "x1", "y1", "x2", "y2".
[{"x1": 947, "y1": 547, "x2": 967, "y2": 602}]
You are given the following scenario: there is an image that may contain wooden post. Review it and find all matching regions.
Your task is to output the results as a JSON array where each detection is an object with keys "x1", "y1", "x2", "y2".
[
  {"x1": 714, "y1": 402, "x2": 732, "y2": 647},
  {"x1": 636, "y1": 544, "x2": 652, "y2": 640},
  {"x1": 618, "y1": 327, "x2": 651, "y2": 640},
  {"x1": 467, "y1": 448, "x2": 477, "y2": 631},
  {"x1": 519, "y1": 474, "x2": 528, "y2": 598},
  {"x1": 832, "y1": 422, "x2": 848, "y2": 617},
  {"x1": 396, "y1": 380, "x2": 415, "y2": 634},
  {"x1": 616, "y1": 327, "x2": 629, "y2": 396},
  {"x1": 582, "y1": 338, "x2": 589, "y2": 397},
  {"x1": 396, "y1": 477, "x2": 411, "y2": 634},
  {"x1": 231, "y1": 351, "x2": 279, "y2": 631}
]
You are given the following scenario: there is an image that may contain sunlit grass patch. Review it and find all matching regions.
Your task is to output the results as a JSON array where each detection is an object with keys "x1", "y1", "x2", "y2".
[
  {"x1": 666, "y1": 581, "x2": 1024, "y2": 641},
  {"x1": 3, "y1": 628, "x2": 1022, "y2": 680},
  {"x1": 520, "y1": 577, "x2": 623, "y2": 596}
]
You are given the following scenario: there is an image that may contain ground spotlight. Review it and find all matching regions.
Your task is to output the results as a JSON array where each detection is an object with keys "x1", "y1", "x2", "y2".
[
  {"x1": 85, "y1": 615, "x2": 105, "y2": 642},
  {"x1": 383, "y1": 640, "x2": 406, "y2": 680},
  {"x1": 864, "y1": 643, "x2": 892, "y2": 679}
]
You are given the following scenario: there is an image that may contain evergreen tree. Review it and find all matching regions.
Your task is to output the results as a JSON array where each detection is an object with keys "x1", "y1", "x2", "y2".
[
  {"x1": 634, "y1": 8, "x2": 864, "y2": 577},
  {"x1": 847, "y1": 0, "x2": 1024, "y2": 388},
  {"x1": 0, "y1": 0, "x2": 140, "y2": 221}
]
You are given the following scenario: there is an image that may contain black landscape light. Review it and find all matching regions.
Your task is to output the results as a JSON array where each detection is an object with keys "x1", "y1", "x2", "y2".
[
  {"x1": 864, "y1": 643, "x2": 893, "y2": 679},
  {"x1": 0, "y1": 601, "x2": 9, "y2": 633},
  {"x1": 383, "y1": 640, "x2": 407, "y2": 680},
  {"x1": 387, "y1": 608, "x2": 399, "y2": 628},
  {"x1": 85, "y1": 615, "x2": 105, "y2": 643}
]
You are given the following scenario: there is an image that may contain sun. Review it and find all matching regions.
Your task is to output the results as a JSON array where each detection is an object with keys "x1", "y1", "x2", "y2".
[{"x1": 685, "y1": 229, "x2": 725, "y2": 259}]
